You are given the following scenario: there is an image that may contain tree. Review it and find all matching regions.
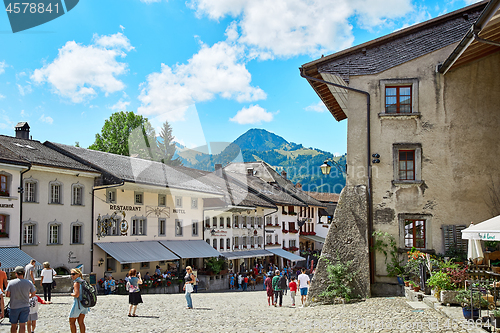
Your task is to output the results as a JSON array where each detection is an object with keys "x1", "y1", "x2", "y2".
[
  {"x1": 89, "y1": 111, "x2": 148, "y2": 156},
  {"x1": 157, "y1": 120, "x2": 182, "y2": 166}
]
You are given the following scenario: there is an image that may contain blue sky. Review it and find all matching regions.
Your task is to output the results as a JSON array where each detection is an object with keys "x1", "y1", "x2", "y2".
[{"x1": 0, "y1": 0, "x2": 480, "y2": 155}]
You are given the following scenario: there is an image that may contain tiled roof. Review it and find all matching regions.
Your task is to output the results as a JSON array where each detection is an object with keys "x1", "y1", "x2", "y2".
[
  {"x1": 0, "y1": 135, "x2": 97, "y2": 172},
  {"x1": 225, "y1": 171, "x2": 306, "y2": 207},
  {"x1": 47, "y1": 142, "x2": 222, "y2": 195},
  {"x1": 174, "y1": 166, "x2": 276, "y2": 209},
  {"x1": 0, "y1": 144, "x2": 29, "y2": 166}
]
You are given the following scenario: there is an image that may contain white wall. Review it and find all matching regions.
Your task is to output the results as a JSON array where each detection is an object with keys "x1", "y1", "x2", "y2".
[{"x1": 0, "y1": 163, "x2": 26, "y2": 247}]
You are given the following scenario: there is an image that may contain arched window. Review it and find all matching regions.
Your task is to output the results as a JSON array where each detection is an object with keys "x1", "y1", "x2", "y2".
[
  {"x1": 205, "y1": 216, "x2": 210, "y2": 228},
  {"x1": 220, "y1": 238, "x2": 224, "y2": 250},
  {"x1": 212, "y1": 217, "x2": 217, "y2": 227},
  {"x1": 0, "y1": 214, "x2": 9, "y2": 237},
  {"x1": 0, "y1": 174, "x2": 8, "y2": 196},
  {"x1": 226, "y1": 238, "x2": 230, "y2": 249},
  {"x1": 213, "y1": 238, "x2": 217, "y2": 249},
  {"x1": 49, "y1": 180, "x2": 63, "y2": 204},
  {"x1": 233, "y1": 216, "x2": 238, "y2": 228},
  {"x1": 23, "y1": 220, "x2": 37, "y2": 245},
  {"x1": 24, "y1": 177, "x2": 38, "y2": 203},
  {"x1": 219, "y1": 217, "x2": 224, "y2": 228},
  {"x1": 71, "y1": 183, "x2": 84, "y2": 205},
  {"x1": 206, "y1": 238, "x2": 210, "y2": 244},
  {"x1": 226, "y1": 217, "x2": 231, "y2": 228}
]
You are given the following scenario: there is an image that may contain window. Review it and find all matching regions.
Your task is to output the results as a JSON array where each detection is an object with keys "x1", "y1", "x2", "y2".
[
  {"x1": 393, "y1": 144, "x2": 422, "y2": 183},
  {"x1": 274, "y1": 215, "x2": 278, "y2": 225},
  {"x1": 226, "y1": 238, "x2": 230, "y2": 249},
  {"x1": 289, "y1": 240, "x2": 296, "y2": 248},
  {"x1": 106, "y1": 215, "x2": 120, "y2": 236},
  {"x1": 134, "y1": 192, "x2": 144, "y2": 205},
  {"x1": 212, "y1": 217, "x2": 217, "y2": 227},
  {"x1": 311, "y1": 208, "x2": 314, "y2": 218},
  {"x1": 71, "y1": 223, "x2": 83, "y2": 244},
  {"x1": 24, "y1": 179, "x2": 37, "y2": 202},
  {"x1": 242, "y1": 236, "x2": 247, "y2": 248},
  {"x1": 274, "y1": 235, "x2": 278, "y2": 243},
  {"x1": 72, "y1": 184, "x2": 84, "y2": 205},
  {"x1": 404, "y1": 219, "x2": 425, "y2": 248},
  {"x1": 106, "y1": 255, "x2": 116, "y2": 272},
  {"x1": 250, "y1": 217, "x2": 255, "y2": 228},
  {"x1": 226, "y1": 217, "x2": 231, "y2": 228},
  {"x1": 0, "y1": 214, "x2": 8, "y2": 237},
  {"x1": 158, "y1": 194, "x2": 166, "y2": 207},
  {"x1": 233, "y1": 216, "x2": 239, "y2": 228},
  {"x1": 132, "y1": 218, "x2": 146, "y2": 235},
  {"x1": 250, "y1": 237, "x2": 254, "y2": 247},
  {"x1": 220, "y1": 238, "x2": 224, "y2": 250},
  {"x1": 121, "y1": 263, "x2": 130, "y2": 271},
  {"x1": 0, "y1": 174, "x2": 8, "y2": 196},
  {"x1": 49, "y1": 181, "x2": 62, "y2": 204},
  {"x1": 175, "y1": 219, "x2": 183, "y2": 236},
  {"x1": 48, "y1": 223, "x2": 61, "y2": 244},
  {"x1": 242, "y1": 216, "x2": 247, "y2": 228},
  {"x1": 159, "y1": 218, "x2": 166, "y2": 236},
  {"x1": 288, "y1": 222, "x2": 295, "y2": 231},
  {"x1": 206, "y1": 238, "x2": 210, "y2": 245},
  {"x1": 106, "y1": 189, "x2": 116, "y2": 204},
  {"x1": 192, "y1": 220, "x2": 199, "y2": 236},
  {"x1": 141, "y1": 262, "x2": 149, "y2": 269},
  {"x1": 266, "y1": 235, "x2": 272, "y2": 244},
  {"x1": 220, "y1": 217, "x2": 224, "y2": 228},
  {"x1": 385, "y1": 86, "x2": 412, "y2": 113},
  {"x1": 288, "y1": 206, "x2": 294, "y2": 214},
  {"x1": 191, "y1": 198, "x2": 198, "y2": 209},
  {"x1": 213, "y1": 239, "x2": 217, "y2": 249},
  {"x1": 398, "y1": 150, "x2": 415, "y2": 180},
  {"x1": 380, "y1": 79, "x2": 418, "y2": 116},
  {"x1": 205, "y1": 216, "x2": 210, "y2": 228},
  {"x1": 257, "y1": 217, "x2": 262, "y2": 228},
  {"x1": 234, "y1": 236, "x2": 239, "y2": 248},
  {"x1": 175, "y1": 196, "x2": 182, "y2": 207},
  {"x1": 23, "y1": 222, "x2": 36, "y2": 245}
]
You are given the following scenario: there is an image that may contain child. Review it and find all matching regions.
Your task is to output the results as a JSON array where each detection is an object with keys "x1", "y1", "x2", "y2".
[
  {"x1": 28, "y1": 292, "x2": 51, "y2": 333},
  {"x1": 229, "y1": 274, "x2": 235, "y2": 290},
  {"x1": 289, "y1": 277, "x2": 297, "y2": 306}
]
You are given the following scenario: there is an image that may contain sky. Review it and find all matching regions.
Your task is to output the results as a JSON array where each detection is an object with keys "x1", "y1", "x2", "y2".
[{"x1": 0, "y1": 0, "x2": 481, "y2": 156}]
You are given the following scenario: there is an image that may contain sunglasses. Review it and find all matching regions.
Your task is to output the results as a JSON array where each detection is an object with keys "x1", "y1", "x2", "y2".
[{"x1": 71, "y1": 273, "x2": 77, "y2": 275}]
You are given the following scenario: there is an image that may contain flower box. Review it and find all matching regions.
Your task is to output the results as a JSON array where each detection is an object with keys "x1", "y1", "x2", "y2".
[
  {"x1": 274, "y1": 242, "x2": 280, "y2": 245},
  {"x1": 282, "y1": 212, "x2": 288, "y2": 215},
  {"x1": 227, "y1": 246, "x2": 230, "y2": 249},
  {"x1": 0, "y1": 232, "x2": 8, "y2": 238},
  {"x1": 266, "y1": 224, "x2": 273, "y2": 226},
  {"x1": 289, "y1": 230, "x2": 298, "y2": 234},
  {"x1": 289, "y1": 212, "x2": 297, "y2": 216},
  {"x1": 310, "y1": 232, "x2": 316, "y2": 235},
  {"x1": 251, "y1": 245, "x2": 254, "y2": 248},
  {"x1": 283, "y1": 247, "x2": 289, "y2": 251},
  {"x1": 0, "y1": 191, "x2": 9, "y2": 197},
  {"x1": 282, "y1": 230, "x2": 288, "y2": 233}
]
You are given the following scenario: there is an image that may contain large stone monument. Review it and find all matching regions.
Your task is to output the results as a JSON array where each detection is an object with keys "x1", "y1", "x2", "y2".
[{"x1": 307, "y1": 185, "x2": 370, "y2": 304}]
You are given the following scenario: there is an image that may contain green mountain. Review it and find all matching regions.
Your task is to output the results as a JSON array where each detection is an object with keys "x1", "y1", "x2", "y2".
[{"x1": 175, "y1": 129, "x2": 345, "y2": 193}]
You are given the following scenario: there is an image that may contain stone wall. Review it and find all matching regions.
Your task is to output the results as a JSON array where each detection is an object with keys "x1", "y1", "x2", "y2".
[{"x1": 307, "y1": 185, "x2": 370, "y2": 304}]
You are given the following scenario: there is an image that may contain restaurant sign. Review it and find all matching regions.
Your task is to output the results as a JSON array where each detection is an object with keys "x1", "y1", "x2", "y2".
[{"x1": 479, "y1": 233, "x2": 497, "y2": 240}]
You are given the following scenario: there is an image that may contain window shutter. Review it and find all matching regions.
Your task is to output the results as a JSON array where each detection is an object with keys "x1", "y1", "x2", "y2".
[{"x1": 442, "y1": 225, "x2": 467, "y2": 252}]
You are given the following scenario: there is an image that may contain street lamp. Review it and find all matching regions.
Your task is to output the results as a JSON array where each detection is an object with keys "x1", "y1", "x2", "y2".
[{"x1": 320, "y1": 158, "x2": 345, "y2": 175}]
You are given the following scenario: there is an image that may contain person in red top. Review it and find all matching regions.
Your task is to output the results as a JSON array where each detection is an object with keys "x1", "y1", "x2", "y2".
[
  {"x1": 243, "y1": 275, "x2": 249, "y2": 291},
  {"x1": 289, "y1": 277, "x2": 297, "y2": 306},
  {"x1": 0, "y1": 262, "x2": 7, "y2": 292}
]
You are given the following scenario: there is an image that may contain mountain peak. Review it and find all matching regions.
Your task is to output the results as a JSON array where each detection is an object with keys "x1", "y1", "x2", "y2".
[{"x1": 233, "y1": 128, "x2": 289, "y2": 152}]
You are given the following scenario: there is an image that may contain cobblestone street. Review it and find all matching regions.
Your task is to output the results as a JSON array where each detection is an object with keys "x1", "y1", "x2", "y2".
[{"x1": 0, "y1": 290, "x2": 487, "y2": 332}]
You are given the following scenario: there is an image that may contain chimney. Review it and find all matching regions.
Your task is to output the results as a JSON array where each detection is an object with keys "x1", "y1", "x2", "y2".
[
  {"x1": 215, "y1": 164, "x2": 222, "y2": 177},
  {"x1": 281, "y1": 170, "x2": 287, "y2": 180},
  {"x1": 15, "y1": 122, "x2": 30, "y2": 140},
  {"x1": 295, "y1": 182, "x2": 302, "y2": 190},
  {"x1": 246, "y1": 168, "x2": 254, "y2": 176}
]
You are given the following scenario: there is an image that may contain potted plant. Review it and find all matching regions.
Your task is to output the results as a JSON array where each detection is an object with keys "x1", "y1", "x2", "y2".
[
  {"x1": 404, "y1": 280, "x2": 410, "y2": 287},
  {"x1": 491, "y1": 308, "x2": 500, "y2": 328},
  {"x1": 485, "y1": 241, "x2": 498, "y2": 252},
  {"x1": 455, "y1": 289, "x2": 488, "y2": 320},
  {"x1": 426, "y1": 270, "x2": 454, "y2": 302}
]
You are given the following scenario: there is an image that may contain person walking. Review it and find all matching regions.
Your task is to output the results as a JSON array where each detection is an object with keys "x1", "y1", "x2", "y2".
[
  {"x1": 127, "y1": 269, "x2": 143, "y2": 317},
  {"x1": 264, "y1": 272, "x2": 274, "y2": 306},
  {"x1": 280, "y1": 271, "x2": 288, "y2": 295},
  {"x1": 0, "y1": 262, "x2": 8, "y2": 292},
  {"x1": 27, "y1": 289, "x2": 51, "y2": 333},
  {"x1": 242, "y1": 275, "x2": 248, "y2": 291},
  {"x1": 272, "y1": 270, "x2": 283, "y2": 307},
  {"x1": 298, "y1": 268, "x2": 310, "y2": 307},
  {"x1": 68, "y1": 268, "x2": 88, "y2": 333},
  {"x1": 229, "y1": 274, "x2": 235, "y2": 290},
  {"x1": 5, "y1": 266, "x2": 36, "y2": 333},
  {"x1": 40, "y1": 262, "x2": 56, "y2": 302},
  {"x1": 289, "y1": 277, "x2": 297, "y2": 306},
  {"x1": 237, "y1": 273, "x2": 243, "y2": 290},
  {"x1": 183, "y1": 266, "x2": 195, "y2": 309},
  {"x1": 24, "y1": 260, "x2": 36, "y2": 285}
]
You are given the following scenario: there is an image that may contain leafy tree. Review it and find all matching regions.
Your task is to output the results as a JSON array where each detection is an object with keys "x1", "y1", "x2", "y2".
[
  {"x1": 89, "y1": 111, "x2": 148, "y2": 156},
  {"x1": 157, "y1": 120, "x2": 182, "y2": 166},
  {"x1": 128, "y1": 120, "x2": 158, "y2": 160}
]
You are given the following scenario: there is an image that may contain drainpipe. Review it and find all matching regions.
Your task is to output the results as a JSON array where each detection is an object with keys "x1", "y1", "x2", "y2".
[
  {"x1": 473, "y1": 27, "x2": 500, "y2": 47},
  {"x1": 91, "y1": 180, "x2": 125, "y2": 272},
  {"x1": 299, "y1": 68, "x2": 375, "y2": 284},
  {"x1": 19, "y1": 164, "x2": 31, "y2": 250}
]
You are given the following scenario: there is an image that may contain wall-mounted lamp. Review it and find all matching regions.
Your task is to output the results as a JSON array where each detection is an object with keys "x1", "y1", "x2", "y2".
[
  {"x1": 98, "y1": 258, "x2": 105, "y2": 267},
  {"x1": 320, "y1": 158, "x2": 345, "y2": 175}
]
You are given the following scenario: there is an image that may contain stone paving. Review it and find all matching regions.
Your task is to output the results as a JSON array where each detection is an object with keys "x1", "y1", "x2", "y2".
[{"x1": 0, "y1": 290, "x2": 489, "y2": 332}]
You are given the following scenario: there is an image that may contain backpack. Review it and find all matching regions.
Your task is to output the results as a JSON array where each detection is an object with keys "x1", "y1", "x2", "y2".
[
  {"x1": 279, "y1": 275, "x2": 287, "y2": 289},
  {"x1": 79, "y1": 279, "x2": 97, "y2": 308}
]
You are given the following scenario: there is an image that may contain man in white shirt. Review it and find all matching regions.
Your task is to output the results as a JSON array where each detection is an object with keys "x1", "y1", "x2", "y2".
[{"x1": 297, "y1": 268, "x2": 310, "y2": 307}]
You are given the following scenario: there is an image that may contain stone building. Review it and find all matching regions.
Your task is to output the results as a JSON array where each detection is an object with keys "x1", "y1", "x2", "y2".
[{"x1": 301, "y1": 0, "x2": 500, "y2": 297}]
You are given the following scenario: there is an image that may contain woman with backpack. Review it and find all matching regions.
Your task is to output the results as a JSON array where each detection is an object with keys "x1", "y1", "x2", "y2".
[
  {"x1": 127, "y1": 269, "x2": 143, "y2": 317},
  {"x1": 69, "y1": 268, "x2": 88, "y2": 333}
]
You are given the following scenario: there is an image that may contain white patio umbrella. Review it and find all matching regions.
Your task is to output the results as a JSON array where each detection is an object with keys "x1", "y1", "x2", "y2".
[{"x1": 466, "y1": 222, "x2": 484, "y2": 262}]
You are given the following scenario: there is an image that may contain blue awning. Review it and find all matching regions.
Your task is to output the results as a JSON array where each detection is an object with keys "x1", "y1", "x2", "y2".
[
  {"x1": 267, "y1": 248, "x2": 306, "y2": 261},
  {"x1": 0, "y1": 247, "x2": 43, "y2": 273},
  {"x1": 159, "y1": 240, "x2": 221, "y2": 259},
  {"x1": 95, "y1": 241, "x2": 179, "y2": 264},
  {"x1": 222, "y1": 249, "x2": 274, "y2": 260}
]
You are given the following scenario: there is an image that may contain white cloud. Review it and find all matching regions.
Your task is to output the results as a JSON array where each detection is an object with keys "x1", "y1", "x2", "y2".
[
  {"x1": 305, "y1": 101, "x2": 327, "y2": 113},
  {"x1": 110, "y1": 99, "x2": 131, "y2": 111},
  {"x1": 119, "y1": 25, "x2": 125, "y2": 31},
  {"x1": 39, "y1": 114, "x2": 53, "y2": 124},
  {"x1": 31, "y1": 32, "x2": 133, "y2": 103},
  {"x1": 17, "y1": 84, "x2": 32, "y2": 96},
  {"x1": 188, "y1": 0, "x2": 413, "y2": 58},
  {"x1": 229, "y1": 104, "x2": 273, "y2": 124},
  {"x1": 138, "y1": 40, "x2": 266, "y2": 120},
  {"x1": 0, "y1": 61, "x2": 6, "y2": 75},
  {"x1": 0, "y1": 94, "x2": 5, "y2": 99},
  {"x1": 464, "y1": 0, "x2": 481, "y2": 4},
  {"x1": 0, "y1": 113, "x2": 14, "y2": 130}
]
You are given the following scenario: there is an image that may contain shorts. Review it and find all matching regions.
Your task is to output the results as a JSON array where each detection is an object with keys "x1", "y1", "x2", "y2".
[
  {"x1": 28, "y1": 313, "x2": 38, "y2": 321},
  {"x1": 10, "y1": 307, "x2": 29, "y2": 324},
  {"x1": 300, "y1": 288, "x2": 308, "y2": 296}
]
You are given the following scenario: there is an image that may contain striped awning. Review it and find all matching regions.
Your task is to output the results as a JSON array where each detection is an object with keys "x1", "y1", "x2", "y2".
[
  {"x1": 159, "y1": 240, "x2": 221, "y2": 259},
  {"x1": 0, "y1": 247, "x2": 42, "y2": 273},
  {"x1": 222, "y1": 249, "x2": 274, "y2": 260},
  {"x1": 95, "y1": 241, "x2": 179, "y2": 264},
  {"x1": 267, "y1": 248, "x2": 306, "y2": 261}
]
